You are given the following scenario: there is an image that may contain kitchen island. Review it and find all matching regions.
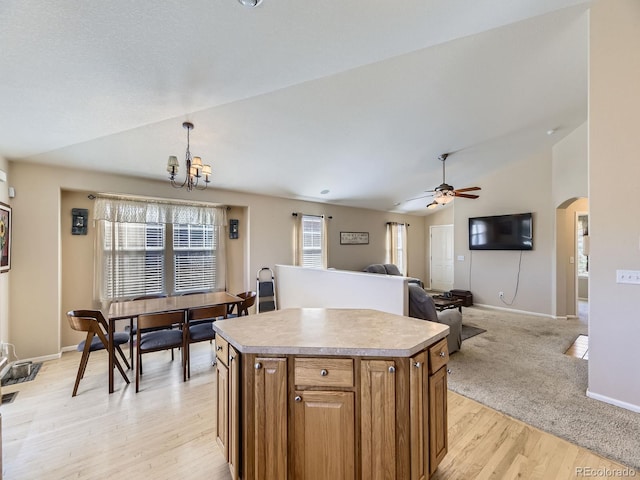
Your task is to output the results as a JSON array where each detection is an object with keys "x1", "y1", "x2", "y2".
[{"x1": 212, "y1": 308, "x2": 450, "y2": 480}]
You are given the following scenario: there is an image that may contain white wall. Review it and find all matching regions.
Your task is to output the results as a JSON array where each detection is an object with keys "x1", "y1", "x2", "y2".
[
  {"x1": 588, "y1": 0, "x2": 640, "y2": 411},
  {"x1": 552, "y1": 121, "x2": 588, "y2": 208},
  {"x1": 453, "y1": 151, "x2": 554, "y2": 315},
  {"x1": 276, "y1": 265, "x2": 408, "y2": 315}
]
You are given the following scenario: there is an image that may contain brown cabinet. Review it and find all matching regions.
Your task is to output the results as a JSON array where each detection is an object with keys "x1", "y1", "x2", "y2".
[
  {"x1": 410, "y1": 350, "x2": 429, "y2": 480},
  {"x1": 252, "y1": 357, "x2": 288, "y2": 480},
  {"x1": 228, "y1": 346, "x2": 240, "y2": 480},
  {"x1": 293, "y1": 390, "x2": 355, "y2": 480},
  {"x1": 361, "y1": 359, "x2": 397, "y2": 480},
  {"x1": 216, "y1": 358, "x2": 229, "y2": 459},
  {"x1": 216, "y1": 332, "x2": 448, "y2": 479},
  {"x1": 428, "y1": 339, "x2": 448, "y2": 474}
]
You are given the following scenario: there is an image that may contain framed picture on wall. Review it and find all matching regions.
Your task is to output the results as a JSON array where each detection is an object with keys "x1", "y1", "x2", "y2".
[
  {"x1": 0, "y1": 202, "x2": 11, "y2": 273},
  {"x1": 340, "y1": 231, "x2": 369, "y2": 245}
]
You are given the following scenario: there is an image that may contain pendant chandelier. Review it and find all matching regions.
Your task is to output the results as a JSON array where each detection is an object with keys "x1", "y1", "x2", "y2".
[{"x1": 166, "y1": 122, "x2": 211, "y2": 191}]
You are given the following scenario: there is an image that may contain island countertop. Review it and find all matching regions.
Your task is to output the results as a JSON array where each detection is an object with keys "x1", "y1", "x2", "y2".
[{"x1": 212, "y1": 307, "x2": 449, "y2": 357}]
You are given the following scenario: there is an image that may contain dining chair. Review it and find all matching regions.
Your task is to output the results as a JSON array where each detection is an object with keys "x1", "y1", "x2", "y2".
[
  {"x1": 227, "y1": 291, "x2": 257, "y2": 318},
  {"x1": 136, "y1": 310, "x2": 186, "y2": 392},
  {"x1": 66, "y1": 310, "x2": 131, "y2": 397},
  {"x1": 124, "y1": 294, "x2": 169, "y2": 365},
  {"x1": 185, "y1": 304, "x2": 228, "y2": 378}
]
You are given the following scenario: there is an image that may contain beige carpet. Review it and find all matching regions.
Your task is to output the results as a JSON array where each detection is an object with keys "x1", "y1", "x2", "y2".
[{"x1": 447, "y1": 307, "x2": 640, "y2": 471}]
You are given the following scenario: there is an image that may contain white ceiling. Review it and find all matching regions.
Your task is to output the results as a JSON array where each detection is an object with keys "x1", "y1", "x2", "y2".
[{"x1": 0, "y1": 0, "x2": 590, "y2": 214}]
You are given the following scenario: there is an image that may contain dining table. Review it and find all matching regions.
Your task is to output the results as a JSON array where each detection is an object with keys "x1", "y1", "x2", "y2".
[{"x1": 106, "y1": 291, "x2": 243, "y2": 393}]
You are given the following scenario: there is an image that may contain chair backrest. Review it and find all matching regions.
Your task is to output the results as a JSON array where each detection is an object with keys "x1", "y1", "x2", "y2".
[
  {"x1": 188, "y1": 304, "x2": 228, "y2": 322},
  {"x1": 67, "y1": 309, "x2": 108, "y2": 333},
  {"x1": 237, "y1": 291, "x2": 257, "y2": 313},
  {"x1": 137, "y1": 310, "x2": 185, "y2": 331}
]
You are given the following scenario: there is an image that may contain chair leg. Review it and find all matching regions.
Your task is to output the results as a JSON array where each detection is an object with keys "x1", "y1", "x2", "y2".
[
  {"x1": 114, "y1": 354, "x2": 130, "y2": 384},
  {"x1": 115, "y1": 344, "x2": 131, "y2": 370},
  {"x1": 72, "y1": 336, "x2": 94, "y2": 397}
]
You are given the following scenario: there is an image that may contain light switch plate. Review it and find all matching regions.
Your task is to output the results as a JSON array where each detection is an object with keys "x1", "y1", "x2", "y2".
[
  {"x1": 616, "y1": 270, "x2": 640, "y2": 284},
  {"x1": 457, "y1": 255, "x2": 465, "y2": 261}
]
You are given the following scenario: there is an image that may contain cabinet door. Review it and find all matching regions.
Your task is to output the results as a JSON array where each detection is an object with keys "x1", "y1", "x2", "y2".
[
  {"x1": 228, "y1": 346, "x2": 240, "y2": 480},
  {"x1": 254, "y1": 357, "x2": 288, "y2": 480},
  {"x1": 216, "y1": 361, "x2": 229, "y2": 460},
  {"x1": 361, "y1": 359, "x2": 397, "y2": 480},
  {"x1": 293, "y1": 390, "x2": 355, "y2": 480},
  {"x1": 410, "y1": 351, "x2": 428, "y2": 480},
  {"x1": 429, "y1": 366, "x2": 448, "y2": 474}
]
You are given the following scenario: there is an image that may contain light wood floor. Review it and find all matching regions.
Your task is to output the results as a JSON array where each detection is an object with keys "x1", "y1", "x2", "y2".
[{"x1": 1, "y1": 345, "x2": 633, "y2": 479}]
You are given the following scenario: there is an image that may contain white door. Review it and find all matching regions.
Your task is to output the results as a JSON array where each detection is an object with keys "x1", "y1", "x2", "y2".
[{"x1": 430, "y1": 225, "x2": 454, "y2": 292}]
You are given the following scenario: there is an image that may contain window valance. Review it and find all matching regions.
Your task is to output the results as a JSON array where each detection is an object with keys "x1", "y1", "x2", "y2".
[{"x1": 93, "y1": 196, "x2": 226, "y2": 226}]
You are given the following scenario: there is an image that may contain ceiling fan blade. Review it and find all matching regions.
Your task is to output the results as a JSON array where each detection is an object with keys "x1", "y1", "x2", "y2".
[
  {"x1": 454, "y1": 193, "x2": 479, "y2": 199},
  {"x1": 405, "y1": 193, "x2": 434, "y2": 202},
  {"x1": 454, "y1": 186, "x2": 481, "y2": 193}
]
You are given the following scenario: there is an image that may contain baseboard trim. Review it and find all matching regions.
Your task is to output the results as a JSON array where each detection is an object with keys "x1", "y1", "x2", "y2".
[
  {"x1": 15, "y1": 352, "x2": 62, "y2": 364},
  {"x1": 586, "y1": 389, "x2": 640, "y2": 413},
  {"x1": 473, "y1": 303, "x2": 556, "y2": 319}
]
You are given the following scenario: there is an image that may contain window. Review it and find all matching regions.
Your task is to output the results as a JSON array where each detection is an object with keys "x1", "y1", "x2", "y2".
[
  {"x1": 173, "y1": 224, "x2": 217, "y2": 293},
  {"x1": 94, "y1": 197, "x2": 226, "y2": 303},
  {"x1": 101, "y1": 222, "x2": 219, "y2": 300},
  {"x1": 104, "y1": 222, "x2": 165, "y2": 299},
  {"x1": 386, "y1": 222, "x2": 407, "y2": 275},
  {"x1": 301, "y1": 215, "x2": 324, "y2": 268},
  {"x1": 577, "y1": 214, "x2": 588, "y2": 277},
  {"x1": 294, "y1": 214, "x2": 326, "y2": 269}
]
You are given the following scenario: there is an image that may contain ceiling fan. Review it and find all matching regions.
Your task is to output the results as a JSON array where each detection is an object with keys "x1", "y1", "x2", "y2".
[{"x1": 410, "y1": 153, "x2": 481, "y2": 209}]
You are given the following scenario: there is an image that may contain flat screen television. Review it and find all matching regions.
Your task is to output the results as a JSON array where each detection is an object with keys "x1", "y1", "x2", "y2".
[{"x1": 468, "y1": 213, "x2": 533, "y2": 250}]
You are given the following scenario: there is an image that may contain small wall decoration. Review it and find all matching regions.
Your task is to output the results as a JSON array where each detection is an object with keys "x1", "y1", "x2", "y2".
[
  {"x1": 229, "y1": 219, "x2": 239, "y2": 239},
  {"x1": 71, "y1": 208, "x2": 89, "y2": 235},
  {"x1": 0, "y1": 202, "x2": 11, "y2": 273},
  {"x1": 340, "y1": 231, "x2": 369, "y2": 245}
]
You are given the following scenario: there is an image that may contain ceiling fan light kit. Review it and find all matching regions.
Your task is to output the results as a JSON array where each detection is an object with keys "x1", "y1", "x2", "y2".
[
  {"x1": 166, "y1": 122, "x2": 212, "y2": 192},
  {"x1": 418, "y1": 153, "x2": 481, "y2": 210}
]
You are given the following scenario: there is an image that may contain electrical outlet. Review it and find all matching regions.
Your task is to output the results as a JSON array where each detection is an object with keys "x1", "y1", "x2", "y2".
[{"x1": 499, "y1": 291, "x2": 504, "y2": 299}]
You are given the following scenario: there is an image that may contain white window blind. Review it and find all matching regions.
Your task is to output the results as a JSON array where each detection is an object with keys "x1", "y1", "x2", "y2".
[
  {"x1": 173, "y1": 224, "x2": 217, "y2": 293},
  {"x1": 302, "y1": 215, "x2": 324, "y2": 268},
  {"x1": 105, "y1": 223, "x2": 165, "y2": 298}
]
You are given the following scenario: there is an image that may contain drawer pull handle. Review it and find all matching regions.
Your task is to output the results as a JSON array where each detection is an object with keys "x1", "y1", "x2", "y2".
[
  {"x1": 294, "y1": 395, "x2": 302, "y2": 402},
  {"x1": 439, "y1": 351, "x2": 446, "y2": 358},
  {"x1": 447, "y1": 368, "x2": 452, "y2": 375},
  {"x1": 229, "y1": 355, "x2": 234, "y2": 362},
  {"x1": 320, "y1": 369, "x2": 328, "y2": 377},
  {"x1": 388, "y1": 366, "x2": 396, "y2": 374},
  {"x1": 216, "y1": 346, "x2": 222, "y2": 351},
  {"x1": 255, "y1": 362, "x2": 262, "y2": 370},
  {"x1": 413, "y1": 361, "x2": 421, "y2": 368}
]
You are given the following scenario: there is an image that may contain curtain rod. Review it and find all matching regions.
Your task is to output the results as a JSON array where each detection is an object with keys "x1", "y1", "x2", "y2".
[
  {"x1": 94, "y1": 193, "x2": 226, "y2": 209},
  {"x1": 292, "y1": 212, "x2": 332, "y2": 219}
]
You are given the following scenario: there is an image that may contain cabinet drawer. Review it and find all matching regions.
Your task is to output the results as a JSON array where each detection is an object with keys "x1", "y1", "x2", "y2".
[
  {"x1": 294, "y1": 358, "x2": 354, "y2": 387},
  {"x1": 428, "y1": 338, "x2": 449, "y2": 374},
  {"x1": 216, "y1": 336, "x2": 229, "y2": 366}
]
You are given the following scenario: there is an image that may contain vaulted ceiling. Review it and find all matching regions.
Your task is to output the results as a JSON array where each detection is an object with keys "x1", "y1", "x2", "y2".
[{"x1": 0, "y1": 0, "x2": 589, "y2": 214}]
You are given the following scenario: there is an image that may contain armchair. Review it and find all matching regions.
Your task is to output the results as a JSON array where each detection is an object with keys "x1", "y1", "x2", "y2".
[{"x1": 408, "y1": 284, "x2": 462, "y2": 353}]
